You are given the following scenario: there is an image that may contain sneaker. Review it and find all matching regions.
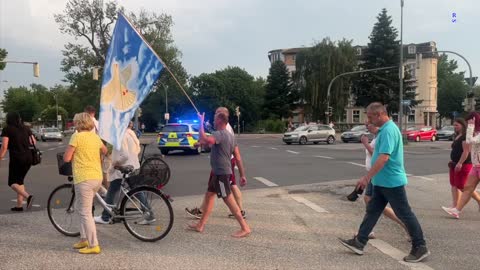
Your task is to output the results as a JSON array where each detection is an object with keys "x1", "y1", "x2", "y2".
[
  {"x1": 138, "y1": 218, "x2": 156, "y2": 225},
  {"x1": 441, "y1": 206, "x2": 460, "y2": 219},
  {"x1": 403, "y1": 245, "x2": 430, "y2": 263},
  {"x1": 26, "y1": 195, "x2": 34, "y2": 210},
  {"x1": 73, "y1": 240, "x2": 89, "y2": 249},
  {"x1": 10, "y1": 207, "x2": 23, "y2": 212},
  {"x1": 79, "y1": 245, "x2": 101, "y2": 254},
  {"x1": 185, "y1": 207, "x2": 202, "y2": 219},
  {"x1": 353, "y1": 232, "x2": 375, "y2": 239},
  {"x1": 338, "y1": 237, "x2": 365, "y2": 255},
  {"x1": 94, "y1": 216, "x2": 109, "y2": 224},
  {"x1": 228, "y1": 210, "x2": 246, "y2": 219}
]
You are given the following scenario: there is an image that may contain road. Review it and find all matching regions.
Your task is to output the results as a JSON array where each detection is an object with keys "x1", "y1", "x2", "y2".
[{"x1": 0, "y1": 134, "x2": 451, "y2": 215}]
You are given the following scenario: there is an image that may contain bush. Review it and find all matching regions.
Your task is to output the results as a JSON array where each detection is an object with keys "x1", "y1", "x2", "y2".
[{"x1": 256, "y1": 119, "x2": 286, "y2": 133}]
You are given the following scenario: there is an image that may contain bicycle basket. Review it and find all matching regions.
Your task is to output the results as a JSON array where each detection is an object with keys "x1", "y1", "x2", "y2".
[
  {"x1": 57, "y1": 152, "x2": 72, "y2": 176},
  {"x1": 127, "y1": 157, "x2": 170, "y2": 187}
]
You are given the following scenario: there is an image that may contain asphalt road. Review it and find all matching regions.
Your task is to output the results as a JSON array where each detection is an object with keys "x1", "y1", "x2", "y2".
[{"x1": 0, "y1": 134, "x2": 451, "y2": 215}]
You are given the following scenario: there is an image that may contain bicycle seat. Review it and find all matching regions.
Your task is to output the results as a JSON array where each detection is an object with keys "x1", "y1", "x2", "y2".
[{"x1": 115, "y1": 165, "x2": 134, "y2": 174}]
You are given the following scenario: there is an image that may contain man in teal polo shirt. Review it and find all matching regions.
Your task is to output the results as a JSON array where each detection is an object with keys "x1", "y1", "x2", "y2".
[{"x1": 339, "y1": 102, "x2": 430, "y2": 263}]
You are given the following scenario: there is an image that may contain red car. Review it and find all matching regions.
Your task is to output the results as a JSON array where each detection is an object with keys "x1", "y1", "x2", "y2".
[{"x1": 404, "y1": 126, "x2": 437, "y2": 142}]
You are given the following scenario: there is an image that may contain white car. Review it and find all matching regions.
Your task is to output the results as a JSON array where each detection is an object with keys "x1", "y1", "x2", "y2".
[{"x1": 40, "y1": 128, "x2": 63, "y2": 142}]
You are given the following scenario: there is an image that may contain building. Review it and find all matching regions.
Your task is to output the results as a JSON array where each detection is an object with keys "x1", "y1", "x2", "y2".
[{"x1": 268, "y1": 41, "x2": 439, "y2": 127}]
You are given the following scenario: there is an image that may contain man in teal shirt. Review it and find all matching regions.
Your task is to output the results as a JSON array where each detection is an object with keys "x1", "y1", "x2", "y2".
[{"x1": 339, "y1": 102, "x2": 430, "y2": 263}]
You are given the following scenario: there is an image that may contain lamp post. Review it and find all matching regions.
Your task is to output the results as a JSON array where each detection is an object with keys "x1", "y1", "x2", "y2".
[
  {"x1": 399, "y1": 0, "x2": 405, "y2": 133},
  {"x1": 54, "y1": 94, "x2": 59, "y2": 128}
]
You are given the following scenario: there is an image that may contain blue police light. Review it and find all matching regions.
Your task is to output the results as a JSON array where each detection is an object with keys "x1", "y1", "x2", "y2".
[
  {"x1": 178, "y1": 120, "x2": 183, "y2": 123},
  {"x1": 193, "y1": 120, "x2": 198, "y2": 123}
]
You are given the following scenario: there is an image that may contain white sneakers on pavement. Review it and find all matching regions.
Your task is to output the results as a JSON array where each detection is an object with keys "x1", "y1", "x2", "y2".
[
  {"x1": 94, "y1": 216, "x2": 109, "y2": 224},
  {"x1": 441, "y1": 206, "x2": 460, "y2": 219}
]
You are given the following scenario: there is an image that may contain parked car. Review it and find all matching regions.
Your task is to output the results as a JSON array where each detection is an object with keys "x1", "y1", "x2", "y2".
[
  {"x1": 283, "y1": 125, "x2": 336, "y2": 145},
  {"x1": 436, "y1": 125, "x2": 455, "y2": 141},
  {"x1": 40, "y1": 128, "x2": 63, "y2": 142},
  {"x1": 341, "y1": 125, "x2": 374, "y2": 143},
  {"x1": 63, "y1": 126, "x2": 76, "y2": 136},
  {"x1": 404, "y1": 126, "x2": 437, "y2": 142}
]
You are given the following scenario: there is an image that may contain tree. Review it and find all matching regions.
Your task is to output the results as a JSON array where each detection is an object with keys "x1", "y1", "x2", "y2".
[
  {"x1": 55, "y1": 0, "x2": 188, "y2": 127},
  {"x1": 190, "y1": 67, "x2": 265, "y2": 130},
  {"x1": 294, "y1": 38, "x2": 358, "y2": 121},
  {"x1": 38, "y1": 106, "x2": 69, "y2": 126},
  {"x1": 437, "y1": 54, "x2": 468, "y2": 120},
  {"x1": 352, "y1": 8, "x2": 418, "y2": 114},
  {"x1": 0, "y1": 48, "x2": 7, "y2": 70},
  {"x1": 263, "y1": 61, "x2": 296, "y2": 119},
  {"x1": 2, "y1": 86, "x2": 41, "y2": 122}
]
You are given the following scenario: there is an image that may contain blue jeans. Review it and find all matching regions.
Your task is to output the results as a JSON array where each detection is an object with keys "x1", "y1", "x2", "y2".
[
  {"x1": 101, "y1": 179, "x2": 122, "y2": 221},
  {"x1": 357, "y1": 185, "x2": 426, "y2": 248}
]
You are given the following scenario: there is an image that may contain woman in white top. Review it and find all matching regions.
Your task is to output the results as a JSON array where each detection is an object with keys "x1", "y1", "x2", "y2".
[{"x1": 94, "y1": 122, "x2": 141, "y2": 224}]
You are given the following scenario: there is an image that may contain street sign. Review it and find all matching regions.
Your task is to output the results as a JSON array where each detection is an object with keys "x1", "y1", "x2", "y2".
[
  {"x1": 57, "y1": 115, "x2": 62, "y2": 121},
  {"x1": 465, "y1": 77, "x2": 478, "y2": 86},
  {"x1": 164, "y1": 113, "x2": 170, "y2": 120}
]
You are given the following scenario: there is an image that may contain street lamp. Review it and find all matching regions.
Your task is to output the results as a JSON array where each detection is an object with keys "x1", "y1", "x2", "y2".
[{"x1": 399, "y1": 0, "x2": 405, "y2": 133}]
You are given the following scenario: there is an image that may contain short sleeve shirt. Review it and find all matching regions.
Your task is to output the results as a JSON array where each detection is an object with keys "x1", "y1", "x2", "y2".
[
  {"x1": 371, "y1": 120, "x2": 408, "y2": 187},
  {"x1": 210, "y1": 129, "x2": 236, "y2": 175},
  {"x1": 1, "y1": 126, "x2": 32, "y2": 154},
  {"x1": 69, "y1": 131, "x2": 103, "y2": 184}
]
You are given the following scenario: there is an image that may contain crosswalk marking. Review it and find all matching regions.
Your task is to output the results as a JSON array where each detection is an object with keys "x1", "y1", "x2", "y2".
[
  {"x1": 290, "y1": 196, "x2": 329, "y2": 213},
  {"x1": 253, "y1": 177, "x2": 279, "y2": 187},
  {"x1": 346, "y1": 162, "x2": 366, "y2": 168},
  {"x1": 286, "y1": 150, "x2": 299, "y2": 154}
]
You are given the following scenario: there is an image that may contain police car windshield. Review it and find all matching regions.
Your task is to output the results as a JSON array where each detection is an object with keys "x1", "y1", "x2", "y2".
[{"x1": 162, "y1": 125, "x2": 189, "y2": 132}]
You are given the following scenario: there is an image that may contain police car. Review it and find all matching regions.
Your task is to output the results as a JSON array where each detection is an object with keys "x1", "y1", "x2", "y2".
[{"x1": 157, "y1": 120, "x2": 210, "y2": 155}]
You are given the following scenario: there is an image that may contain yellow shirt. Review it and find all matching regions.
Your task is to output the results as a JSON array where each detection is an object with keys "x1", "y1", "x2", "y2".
[{"x1": 69, "y1": 131, "x2": 103, "y2": 184}]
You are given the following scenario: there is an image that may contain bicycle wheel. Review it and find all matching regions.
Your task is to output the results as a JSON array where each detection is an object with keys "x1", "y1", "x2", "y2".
[
  {"x1": 120, "y1": 186, "x2": 174, "y2": 242},
  {"x1": 140, "y1": 156, "x2": 171, "y2": 187},
  {"x1": 47, "y1": 183, "x2": 80, "y2": 237}
]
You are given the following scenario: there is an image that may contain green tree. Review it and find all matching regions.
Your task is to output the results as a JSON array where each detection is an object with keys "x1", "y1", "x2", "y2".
[
  {"x1": 0, "y1": 48, "x2": 7, "y2": 70},
  {"x1": 38, "y1": 106, "x2": 69, "y2": 126},
  {"x1": 264, "y1": 61, "x2": 296, "y2": 119},
  {"x1": 294, "y1": 38, "x2": 357, "y2": 121},
  {"x1": 2, "y1": 86, "x2": 41, "y2": 122},
  {"x1": 55, "y1": 0, "x2": 188, "y2": 127},
  {"x1": 352, "y1": 8, "x2": 418, "y2": 114},
  {"x1": 190, "y1": 67, "x2": 265, "y2": 130},
  {"x1": 437, "y1": 54, "x2": 468, "y2": 120}
]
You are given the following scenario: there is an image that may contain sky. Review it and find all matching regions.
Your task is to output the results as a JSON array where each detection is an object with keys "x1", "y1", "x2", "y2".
[{"x1": 0, "y1": 0, "x2": 478, "y2": 91}]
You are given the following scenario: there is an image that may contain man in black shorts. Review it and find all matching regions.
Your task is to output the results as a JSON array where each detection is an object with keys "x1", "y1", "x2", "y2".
[{"x1": 188, "y1": 109, "x2": 251, "y2": 238}]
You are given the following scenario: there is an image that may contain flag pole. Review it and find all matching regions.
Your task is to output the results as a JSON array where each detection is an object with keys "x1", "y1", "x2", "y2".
[{"x1": 119, "y1": 12, "x2": 200, "y2": 114}]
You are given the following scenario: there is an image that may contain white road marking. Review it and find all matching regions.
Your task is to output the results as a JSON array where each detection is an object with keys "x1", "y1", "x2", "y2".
[
  {"x1": 290, "y1": 196, "x2": 329, "y2": 213},
  {"x1": 411, "y1": 175, "x2": 434, "y2": 181},
  {"x1": 369, "y1": 239, "x2": 434, "y2": 270},
  {"x1": 10, "y1": 200, "x2": 40, "y2": 208},
  {"x1": 286, "y1": 150, "x2": 299, "y2": 154},
  {"x1": 314, "y1": 156, "x2": 334, "y2": 159},
  {"x1": 251, "y1": 146, "x2": 260, "y2": 148},
  {"x1": 253, "y1": 177, "x2": 279, "y2": 187},
  {"x1": 47, "y1": 148, "x2": 56, "y2": 151},
  {"x1": 346, "y1": 162, "x2": 366, "y2": 168},
  {"x1": 270, "y1": 147, "x2": 278, "y2": 150}
]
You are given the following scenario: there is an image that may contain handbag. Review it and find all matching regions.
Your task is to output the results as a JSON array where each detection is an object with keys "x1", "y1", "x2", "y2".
[{"x1": 29, "y1": 135, "x2": 42, "y2": 166}]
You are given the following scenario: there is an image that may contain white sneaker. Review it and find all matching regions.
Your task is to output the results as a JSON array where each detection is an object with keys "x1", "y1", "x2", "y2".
[
  {"x1": 94, "y1": 216, "x2": 109, "y2": 224},
  {"x1": 441, "y1": 206, "x2": 460, "y2": 219},
  {"x1": 138, "y1": 218, "x2": 156, "y2": 225}
]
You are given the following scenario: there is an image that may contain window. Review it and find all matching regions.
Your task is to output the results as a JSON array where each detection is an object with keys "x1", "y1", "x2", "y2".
[
  {"x1": 308, "y1": 126, "x2": 318, "y2": 131},
  {"x1": 356, "y1": 47, "x2": 362, "y2": 56},
  {"x1": 353, "y1": 110, "x2": 360, "y2": 123},
  {"x1": 408, "y1": 110, "x2": 415, "y2": 123},
  {"x1": 292, "y1": 55, "x2": 296, "y2": 61},
  {"x1": 408, "y1": 45, "x2": 416, "y2": 54}
]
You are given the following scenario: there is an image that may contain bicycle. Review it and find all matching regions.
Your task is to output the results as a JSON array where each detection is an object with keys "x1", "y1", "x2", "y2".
[{"x1": 48, "y1": 149, "x2": 173, "y2": 242}]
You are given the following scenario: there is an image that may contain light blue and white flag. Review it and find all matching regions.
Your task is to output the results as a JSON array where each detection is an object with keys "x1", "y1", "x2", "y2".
[{"x1": 99, "y1": 13, "x2": 164, "y2": 149}]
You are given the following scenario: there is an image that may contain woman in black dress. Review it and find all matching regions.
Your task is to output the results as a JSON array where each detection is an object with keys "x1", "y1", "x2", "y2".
[{"x1": 0, "y1": 112, "x2": 34, "y2": 211}]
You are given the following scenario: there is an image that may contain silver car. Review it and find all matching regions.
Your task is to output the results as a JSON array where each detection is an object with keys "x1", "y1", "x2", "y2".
[
  {"x1": 283, "y1": 125, "x2": 336, "y2": 145},
  {"x1": 40, "y1": 128, "x2": 63, "y2": 142},
  {"x1": 341, "y1": 125, "x2": 374, "y2": 143}
]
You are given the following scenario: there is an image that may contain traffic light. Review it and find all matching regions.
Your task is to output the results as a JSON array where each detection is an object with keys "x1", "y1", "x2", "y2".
[{"x1": 33, "y1": 63, "x2": 40, "y2": 77}]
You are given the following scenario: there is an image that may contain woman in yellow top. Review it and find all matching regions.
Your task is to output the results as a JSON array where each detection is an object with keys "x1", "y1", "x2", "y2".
[{"x1": 64, "y1": 113, "x2": 107, "y2": 254}]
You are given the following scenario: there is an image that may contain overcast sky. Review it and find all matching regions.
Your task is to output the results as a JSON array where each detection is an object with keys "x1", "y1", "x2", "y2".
[{"x1": 0, "y1": 0, "x2": 478, "y2": 90}]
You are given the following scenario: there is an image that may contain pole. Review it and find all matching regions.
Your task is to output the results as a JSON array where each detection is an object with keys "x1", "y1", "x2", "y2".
[
  {"x1": 399, "y1": 0, "x2": 404, "y2": 133},
  {"x1": 55, "y1": 95, "x2": 59, "y2": 128},
  {"x1": 326, "y1": 66, "x2": 396, "y2": 123},
  {"x1": 165, "y1": 87, "x2": 169, "y2": 124}
]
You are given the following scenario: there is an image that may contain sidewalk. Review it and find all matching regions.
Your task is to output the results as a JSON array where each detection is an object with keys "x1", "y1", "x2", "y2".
[{"x1": 1, "y1": 173, "x2": 479, "y2": 269}]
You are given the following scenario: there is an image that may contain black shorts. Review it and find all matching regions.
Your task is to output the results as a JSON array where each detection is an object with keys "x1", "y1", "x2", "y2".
[
  {"x1": 208, "y1": 174, "x2": 232, "y2": 198},
  {"x1": 8, "y1": 157, "x2": 32, "y2": 186}
]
